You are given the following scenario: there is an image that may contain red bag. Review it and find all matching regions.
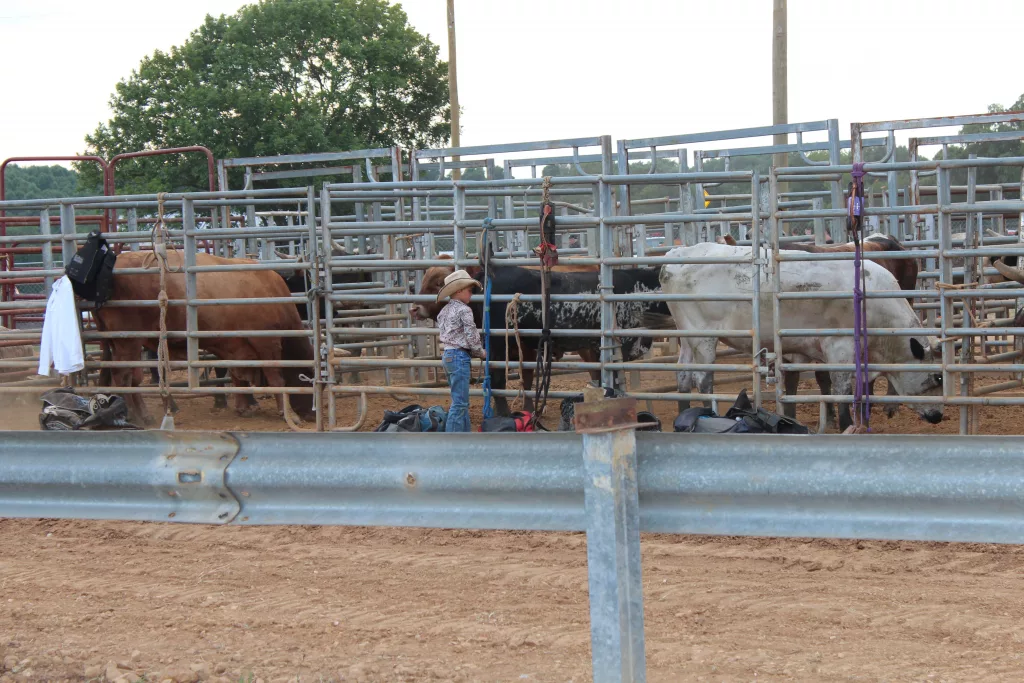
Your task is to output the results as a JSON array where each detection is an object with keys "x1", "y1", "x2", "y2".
[{"x1": 480, "y1": 411, "x2": 535, "y2": 433}]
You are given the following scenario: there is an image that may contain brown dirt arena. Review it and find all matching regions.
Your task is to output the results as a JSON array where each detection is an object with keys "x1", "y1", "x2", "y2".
[{"x1": 2, "y1": 359, "x2": 1024, "y2": 681}]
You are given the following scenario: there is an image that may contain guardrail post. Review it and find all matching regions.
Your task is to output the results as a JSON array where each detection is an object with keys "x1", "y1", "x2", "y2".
[{"x1": 576, "y1": 396, "x2": 646, "y2": 683}]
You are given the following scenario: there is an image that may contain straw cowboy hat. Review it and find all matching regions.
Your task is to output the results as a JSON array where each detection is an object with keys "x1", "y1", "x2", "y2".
[{"x1": 436, "y1": 269, "x2": 482, "y2": 302}]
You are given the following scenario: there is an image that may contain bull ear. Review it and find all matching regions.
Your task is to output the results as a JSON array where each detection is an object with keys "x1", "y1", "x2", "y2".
[{"x1": 910, "y1": 337, "x2": 925, "y2": 361}]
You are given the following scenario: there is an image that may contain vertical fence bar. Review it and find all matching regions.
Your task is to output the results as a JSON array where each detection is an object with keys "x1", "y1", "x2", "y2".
[
  {"x1": 320, "y1": 184, "x2": 338, "y2": 430},
  {"x1": 963, "y1": 157, "x2": 978, "y2": 434},
  {"x1": 59, "y1": 204, "x2": 78, "y2": 384},
  {"x1": 599, "y1": 136, "x2": 616, "y2": 390},
  {"x1": 937, "y1": 167, "x2": 956, "y2": 429},
  {"x1": 59, "y1": 204, "x2": 76, "y2": 269},
  {"x1": 453, "y1": 183, "x2": 466, "y2": 265},
  {"x1": 307, "y1": 185, "x2": 324, "y2": 430},
  {"x1": 582, "y1": 424, "x2": 646, "y2": 683},
  {"x1": 39, "y1": 209, "x2": 53, "y2": 293},
  {"x1": 750, "y1": 171, "x2": 762, "y2": 409},
  {"x1": 182, "y1": 199, "x2": 200, "y2": 391},
  {"x1": 244, "y1": 167, "x2": 257, "y2": 257},
  {"x1": 217, "y1": 160, "x2": 231, "y2": 256},
  {"x1": 812, "y1": 197, "x2": 825, "y2": 244},
  {"x1": 826, "y1": 119, "x2": 844, "y2": 242},
  {"x1": 769, "y1": 169, "x2": 784, "y2": 412}
]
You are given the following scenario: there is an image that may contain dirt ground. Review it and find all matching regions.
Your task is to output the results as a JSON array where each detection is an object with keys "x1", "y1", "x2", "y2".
[
  {"x1": 2, "y1": 364, "x2": 1017, "y2": 435},
  {"x1": 2, "y1": 522, "x2": 1024, "y2": 682},
  {"x1": 4, "y1": 363, "x2": 1024, "y2": 681}
]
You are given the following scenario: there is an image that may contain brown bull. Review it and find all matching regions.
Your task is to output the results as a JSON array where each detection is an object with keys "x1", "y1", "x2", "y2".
[
  {"x1": 784, "y1": 234, "x2": 918, "y2": 293},
  {"x1": 95, "y1": 251, "x2": 315, "y2": 426}
]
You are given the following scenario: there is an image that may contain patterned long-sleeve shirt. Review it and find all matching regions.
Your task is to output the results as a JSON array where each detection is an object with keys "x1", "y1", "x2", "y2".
[{"x1": 437, "y1": 299, "x2": 483, "y2": 355}]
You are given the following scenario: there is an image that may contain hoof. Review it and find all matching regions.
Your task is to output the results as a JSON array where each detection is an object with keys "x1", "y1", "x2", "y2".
[{"x1": 235, "y1": 407, "x2": 256, "y2": 418}]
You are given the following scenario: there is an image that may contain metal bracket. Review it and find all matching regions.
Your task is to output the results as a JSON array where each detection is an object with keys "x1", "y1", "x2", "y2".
[
  {"x1": 575, "y1": 397, "x2": 642, "y2": 434},
  {"x1": 158, "y1": 432, "x2": 241, "y2": 523}
]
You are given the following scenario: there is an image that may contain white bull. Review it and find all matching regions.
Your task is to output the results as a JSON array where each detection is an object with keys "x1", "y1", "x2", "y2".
[{"x1": 659, "y1": 243, "x2": 944, "y2": 430}]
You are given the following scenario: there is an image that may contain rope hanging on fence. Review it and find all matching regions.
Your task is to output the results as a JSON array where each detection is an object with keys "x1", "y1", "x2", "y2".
[
  {"x1": 849, "y1": 163, "x2": 871, "y2": 430},
  {"x1": 481, "y1": 217, "x2": 494, "y2": 420},
  {"x1": 151, "y1": 192, "x2": 176, "y2": 429},
  {"x1": 530, "y1": 177, "x2": 558, "y2": 429},
  {"x1": 505, "y1": 292, "x2": 526, "y2": 411}
]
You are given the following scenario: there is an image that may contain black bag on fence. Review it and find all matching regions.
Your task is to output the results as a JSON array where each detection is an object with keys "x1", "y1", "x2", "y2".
[
  {"x1": 39, "y1": 387, "x2": 139, "y2": 431},
  {"x1": 65, "y1": 230, "x2": 117, "y2": 305},
  {"x1": 673, "y1": 390, "x2": 809, "y2": 435}
]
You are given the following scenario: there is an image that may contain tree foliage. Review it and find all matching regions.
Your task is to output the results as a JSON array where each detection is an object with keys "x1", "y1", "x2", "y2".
[
  {"x1": 4, "y1": 164, "x2": 82, "y2": 201},
  {"x1": 937, "y1": 95, "x2": 1024, "y2": 185},
  {"x1": 80, "y1": 0, "x2": 450, "y2": 194}
]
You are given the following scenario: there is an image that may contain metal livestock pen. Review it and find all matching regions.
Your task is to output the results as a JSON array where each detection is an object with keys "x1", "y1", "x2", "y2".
[{"x1": 2, "y1": 113, "x2": 1024, "y2": 434}]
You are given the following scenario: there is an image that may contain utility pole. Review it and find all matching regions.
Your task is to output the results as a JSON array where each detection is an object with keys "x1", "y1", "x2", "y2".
[
  {"x1": 772, "y1": 0, "x2": 787, "y2": 160},
  {"x1": 447, "y1": 0, "x2": 461, "y2": 181},
  {"x1": 772, "y1": 0, "x2": 787, "y2": 223}
]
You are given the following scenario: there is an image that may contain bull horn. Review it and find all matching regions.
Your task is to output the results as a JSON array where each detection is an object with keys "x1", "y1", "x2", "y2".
[
  {"x1": 992, "y1": 256, "x2": 1024, "y2": 284},
  {"x1": 273, "y1": 249, "x2": 301, "y2": 261},
  {"x1": 331, "y1": 240, "x2": 349, "y2": 256}
]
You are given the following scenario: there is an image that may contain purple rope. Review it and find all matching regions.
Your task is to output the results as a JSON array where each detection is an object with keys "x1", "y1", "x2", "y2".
[{"x1": 850, "y1": 163, "x2": 870, "y2": 428}]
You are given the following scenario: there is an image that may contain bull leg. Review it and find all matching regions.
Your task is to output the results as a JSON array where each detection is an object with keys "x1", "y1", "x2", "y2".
[
  {"x1": 213, "y1": 366, "x2": 228, "y2": 410},
  {"x1": 263, "y1": 366, "x2": 304, "y2": 428},
  {"x1": 815, "y1": 370, "x2": 838, "y2": 429},
  {"x1": 230, "y1": 372, "x2": 255, "y2": 416},
  {"x1": 676, "y1": 340, "x2": 695, "y2": 414},
  {"x1": 691, "y1": 338, "x2": 717, "y2": 410},
  {"x1": 884, "y1": 379, "x2": 899, "y2": 418},
  {"x1": 578, "y1": 348, "x2": 601, "y2": 386},
  {"x1": 830, "y1": 371, "x2": 854, "y2": 432},
  {"x1": 109, "y1": 341, "x2": 151, "y2": 426},
  {"x1": 782, "y1": 371, "x2": 800, "y2": 421}
]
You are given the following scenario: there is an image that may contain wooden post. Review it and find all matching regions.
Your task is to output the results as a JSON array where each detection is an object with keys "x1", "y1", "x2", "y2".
[
  {"x1": 772, "y1": 0, "x2": 788, "y2": 215},
  {"x1": 447, "y1": 0, "x2": 461, "y2": 181}
]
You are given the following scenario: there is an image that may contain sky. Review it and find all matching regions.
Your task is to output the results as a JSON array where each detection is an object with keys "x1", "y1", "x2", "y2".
[{"x1": 1, "y1": 0, "x2": 1021, "y2": 167}]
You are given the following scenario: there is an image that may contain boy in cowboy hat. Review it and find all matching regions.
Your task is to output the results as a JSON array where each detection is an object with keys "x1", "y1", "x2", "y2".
[{"x1": 436, "y1": 270, "x2": 486, "y2": 432}]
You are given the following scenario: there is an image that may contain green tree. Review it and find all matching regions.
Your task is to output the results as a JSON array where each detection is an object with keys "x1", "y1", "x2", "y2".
[
  {"x1": 80, "y1": 0, "x2": 450, "y2": 194},
  {"x1": 935, "y1": 97, "x2": 1024, "y2": 186}
]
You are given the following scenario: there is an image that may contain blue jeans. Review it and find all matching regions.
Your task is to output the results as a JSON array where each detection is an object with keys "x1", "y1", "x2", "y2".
[{"x1": 442, "y1": 348, "x2": 472, "y2": 432}]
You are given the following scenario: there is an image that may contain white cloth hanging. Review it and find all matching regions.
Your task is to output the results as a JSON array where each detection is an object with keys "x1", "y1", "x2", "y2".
[{"x1": 38, "y1": 275, "x2": 84, "y2": 376}]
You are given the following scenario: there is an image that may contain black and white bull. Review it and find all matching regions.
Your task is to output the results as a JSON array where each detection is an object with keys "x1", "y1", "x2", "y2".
[{"x1": 413, "y1": 262, "x2": 668, "y2": 417}]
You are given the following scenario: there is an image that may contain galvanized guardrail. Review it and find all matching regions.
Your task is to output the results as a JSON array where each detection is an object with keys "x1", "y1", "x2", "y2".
[{"x1": 5, "y1": 417, "x2": 1024, "y2": 682}]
